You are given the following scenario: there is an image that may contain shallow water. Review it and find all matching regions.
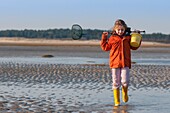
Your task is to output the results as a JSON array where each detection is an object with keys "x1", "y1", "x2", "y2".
[
  {"x1": 0, "y1": 82, "x2": 169, "y2": 112},
  {"x1": 0, "y1": 56, "x2": 170, "y2": 65}
]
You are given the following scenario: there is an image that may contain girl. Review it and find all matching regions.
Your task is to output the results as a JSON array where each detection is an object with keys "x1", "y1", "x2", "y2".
[{"x1": 100, "y1": 19, "x2": 141, "y2": 106}]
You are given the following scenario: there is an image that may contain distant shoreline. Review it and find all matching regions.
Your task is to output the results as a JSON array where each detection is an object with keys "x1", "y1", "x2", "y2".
[{"x1": 0, "y1": 37, "x2": 170, "y2": 47}]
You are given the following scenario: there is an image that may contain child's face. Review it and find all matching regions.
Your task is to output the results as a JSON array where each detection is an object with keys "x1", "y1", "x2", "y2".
[{"x1": 115, "y1": 25, "x2": 125, "y2": 36}]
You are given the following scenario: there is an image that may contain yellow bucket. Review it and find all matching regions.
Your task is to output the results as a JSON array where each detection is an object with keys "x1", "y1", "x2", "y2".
[{"x1": 130, "y1": 33, "x2": 142, "y2": 47}]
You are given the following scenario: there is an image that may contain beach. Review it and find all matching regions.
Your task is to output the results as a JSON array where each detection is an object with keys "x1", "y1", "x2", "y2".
[{"x1": 0, "y1": 38, "x2": 170, "y2": 112}]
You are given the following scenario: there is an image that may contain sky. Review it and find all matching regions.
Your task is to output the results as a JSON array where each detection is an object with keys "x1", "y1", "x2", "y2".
[{"x1": 0, "y1": 0, "x2": 170, "y2": 34}]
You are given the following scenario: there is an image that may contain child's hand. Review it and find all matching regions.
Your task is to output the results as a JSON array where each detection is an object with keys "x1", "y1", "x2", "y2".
[{"x1": 102, "y1": 32, "x2": 109, "y2": 36}]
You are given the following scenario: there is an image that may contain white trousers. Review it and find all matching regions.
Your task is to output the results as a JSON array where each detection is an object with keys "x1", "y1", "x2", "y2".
[{"x1": 111, "y1": 67, "x2": 130, "y2": 89}]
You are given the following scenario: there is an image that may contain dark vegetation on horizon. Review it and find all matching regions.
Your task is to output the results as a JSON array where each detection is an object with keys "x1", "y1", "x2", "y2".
[{"x1": 0, "y1": 29, "x2": 169, "y2": 43}]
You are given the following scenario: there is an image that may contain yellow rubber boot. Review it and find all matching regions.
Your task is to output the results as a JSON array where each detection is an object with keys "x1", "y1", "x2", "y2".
[
  {"x1": 122, "y1": 86, "x2": 128, "y2": 103},
  {"x1": 113, "y1": 88, "x2": 120, "y2": 106}
]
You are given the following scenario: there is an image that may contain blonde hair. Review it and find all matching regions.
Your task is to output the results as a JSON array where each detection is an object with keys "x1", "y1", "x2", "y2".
[{"x1": 112, "y1": 19, "x2": 127, "y2": 34}]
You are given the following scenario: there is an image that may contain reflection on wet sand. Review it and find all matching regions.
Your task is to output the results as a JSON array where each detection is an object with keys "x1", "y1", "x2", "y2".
[{"x1": 112, "y1": 105, "x2": 133, "y2": 113}]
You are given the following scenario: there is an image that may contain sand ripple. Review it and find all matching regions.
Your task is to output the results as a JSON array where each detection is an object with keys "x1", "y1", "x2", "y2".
[{"x1": 0, "y1": 63, "x2": 169, "y2": 89}]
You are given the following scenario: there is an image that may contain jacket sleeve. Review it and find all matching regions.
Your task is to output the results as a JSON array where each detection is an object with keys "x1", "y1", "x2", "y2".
[{"x1": 100, "y1": 34, "x2": 112, "y2": 51}]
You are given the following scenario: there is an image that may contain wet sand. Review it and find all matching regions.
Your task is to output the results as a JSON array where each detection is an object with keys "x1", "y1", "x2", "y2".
[
  {"x1": 0, "y1": 39, "x2": 170, "y2": 112},
  {"x1": 0, "y1": 63, "x2": 169, "y2": 112}
]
